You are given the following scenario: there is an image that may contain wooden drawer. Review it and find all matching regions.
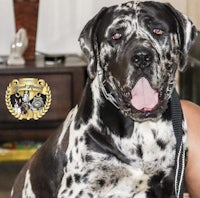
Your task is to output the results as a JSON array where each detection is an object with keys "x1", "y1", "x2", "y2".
[{"x1": 0, "y1": 63, "x2": 86, "y2": 141}]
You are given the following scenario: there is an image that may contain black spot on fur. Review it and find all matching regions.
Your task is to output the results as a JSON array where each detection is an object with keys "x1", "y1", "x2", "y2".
[
  {"x1": 97, "y1": 179, "x2": 105, "y2": 187},
  {"x1": 69, "y1": 151, "x2": 73, "y2": 163},
  {"x1": 81, "y1": 154, "x2": 85, "y2": 162},
  {"x1": 88, "y1": 193, "x2": 94, "y2": 198},
  {"x1": 74, "y1": 174, "x2": 81, "y2": 183},
  {"x1": 85, "y1": 154, "x2": 94, "y2": 162},
  {"x1": 75, "y1": 138, "x2": 78, "y2": 146},
  {"x1": 66, "y1": 176, "x2": 73, "y2": 188},
  {"x1": 110, "y1": 177, "x2": 119, "y2": 186},
  {"x1": 69, "y1": 190, "x2": 73, "y2": 196},
  {"x1": 83, "y1": 170, "x2": 93, "y2": 182},
  {"x1": 60, "y1": 189, "x2": 67, "y2": 195},
  {"x1": 166, "y1": 52, "x2": 171, "y2": 60},
  {"x1": 147, "y1": 171, "x2": 174, "y2": 197},
  {"x1": 101, "y1": 166, "x2": 108, "y2": 171},
  {"x1": 139, "y1": 180, "x2": 143, "y2": 184},
  {"x1": 151, "y1": 129, "x2": 157, "y2": 138},
  {"x1": 156, "y1": 139, "x2": 166, "y2": 150},
  {"x1": 147, "y1": 171, "x2": 165, "y2": 197},
  {"x1": 77, "y1": 190, "x2": 83, "y2": 196},
  {"x1": 162, "y1": 156, "x2": 166, "y2": 161},
  {"x1": 136, "y1": 144, "x2": 143, "y2": 158}
]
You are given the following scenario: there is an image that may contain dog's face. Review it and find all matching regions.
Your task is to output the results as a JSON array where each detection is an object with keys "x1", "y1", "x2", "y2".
[{"x1": 79, "y1": 1, "x2": 197, "y2": 121}]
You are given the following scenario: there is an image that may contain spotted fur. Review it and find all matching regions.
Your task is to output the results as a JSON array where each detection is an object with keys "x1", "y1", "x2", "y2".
[{"x1": 11, "y1": 1, "x2": 196, "y2": 198}]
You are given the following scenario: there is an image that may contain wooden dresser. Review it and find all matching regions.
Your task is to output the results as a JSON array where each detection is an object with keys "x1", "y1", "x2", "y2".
[{"x1": 0, "y1": 61, "x2": 86, "y2": 142}]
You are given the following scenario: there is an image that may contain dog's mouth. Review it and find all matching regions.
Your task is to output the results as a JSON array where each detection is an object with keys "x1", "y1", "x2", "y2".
[
  {"x1": 102, "y1": 73, "x2": 171, "y2": 121},
  {"x1": 130, "y1": 77, "x2": 159, "y2": 112},
  {"x1": 117, "y1": 74, "x2": 174, "y2": 121}
]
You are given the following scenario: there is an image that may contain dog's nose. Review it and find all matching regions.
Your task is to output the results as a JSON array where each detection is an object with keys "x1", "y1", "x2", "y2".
[{"x1": 132, "y1": 48, "x2": 153, "y2": 68}]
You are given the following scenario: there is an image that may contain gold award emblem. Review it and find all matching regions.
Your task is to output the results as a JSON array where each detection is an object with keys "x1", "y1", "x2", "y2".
[{"x1": 5, "y1": 78, "x2": 51, "y2": 120}]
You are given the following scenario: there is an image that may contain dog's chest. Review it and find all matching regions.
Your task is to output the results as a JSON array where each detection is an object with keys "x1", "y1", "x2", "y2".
[
  {"x1": 58, "y1": 119, "x2": 176, "y2": 197},
  {"x1": 116, "y1": 120, "x2": 176, "y2": 173}
]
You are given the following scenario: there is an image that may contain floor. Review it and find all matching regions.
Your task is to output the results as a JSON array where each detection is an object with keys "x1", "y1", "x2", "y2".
[{"x1": 0, "y1": 161, "x2": 25, "y2": 198}]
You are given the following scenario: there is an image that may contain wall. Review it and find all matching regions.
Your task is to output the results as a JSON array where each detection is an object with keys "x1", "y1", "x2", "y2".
[
  {"x1": 187, "y1": 0, "x2": 200, "y2": 29},
  {"x1": 151, "y1": 0, "x2": 187, "y2": 13},
  {"x1": 9, "y1": 0, "x2": 200, "y2": 60},
  {"x1": 162, "y1": 0, "x2": 200, "y2": 29}
]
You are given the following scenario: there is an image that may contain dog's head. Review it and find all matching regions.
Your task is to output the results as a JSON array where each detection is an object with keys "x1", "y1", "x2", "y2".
[{"x1": 79, "y1": 1, "x2": 197, "y2": 121}]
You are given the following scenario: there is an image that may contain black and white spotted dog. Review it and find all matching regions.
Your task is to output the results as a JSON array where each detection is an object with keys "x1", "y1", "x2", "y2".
[{"x1": 11, "y1": 1, "x2": 197, "y2": 198}]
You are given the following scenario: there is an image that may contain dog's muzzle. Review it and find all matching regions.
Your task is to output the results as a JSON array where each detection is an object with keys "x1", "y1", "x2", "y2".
[{"x1": 129, "y1": 47, "x2": 159, "y2": 112}]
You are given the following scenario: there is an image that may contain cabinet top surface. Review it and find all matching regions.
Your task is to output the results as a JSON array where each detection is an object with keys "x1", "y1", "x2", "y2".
[{"x1": 0, "y1": 60, "x2": 87, "y2": 75}]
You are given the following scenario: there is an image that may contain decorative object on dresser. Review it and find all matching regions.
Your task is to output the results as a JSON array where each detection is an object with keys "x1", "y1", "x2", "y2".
[
  {"x1": 7, "y1": 28, "x2": 28, "y2": 66},
  {"x1": 0, "y1": 0, "x2": 15, "y2": 64}
]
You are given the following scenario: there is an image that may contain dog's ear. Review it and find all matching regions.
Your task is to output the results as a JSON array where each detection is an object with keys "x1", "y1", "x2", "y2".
[
  {"x1": 165, "y1": 3, "x2": 197, "y2": 72},
  {"x1": 79, "y1": 8, "x2": 108, "y2": 79},
  {"x1": 177, "y1": 15, "x2": 197, "y2": 72}
]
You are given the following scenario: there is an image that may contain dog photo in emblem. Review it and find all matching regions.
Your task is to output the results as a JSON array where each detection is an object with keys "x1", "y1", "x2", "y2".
[
  {"x1": 11, "y1": 1, "x2": 197, "y2": 198},
  {"x1": 5, "y1": 78, "x2": 51, "y2": 120}
]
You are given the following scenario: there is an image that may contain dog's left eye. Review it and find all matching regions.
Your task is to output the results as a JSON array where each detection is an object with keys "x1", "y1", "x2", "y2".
[
  {"x1": 112, "y1": 33, "x2": 122, "y2": 40},
  {"x1": 153, "y1": 28, "x2": 164, "y2": 36}
]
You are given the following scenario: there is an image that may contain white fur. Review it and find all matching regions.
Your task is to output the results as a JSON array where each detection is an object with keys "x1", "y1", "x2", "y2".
[{"x1": 22, "y1": 170, "x2": 36, "y2": 198}]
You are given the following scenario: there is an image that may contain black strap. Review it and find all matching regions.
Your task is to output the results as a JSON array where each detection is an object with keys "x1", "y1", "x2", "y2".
[{"x1": 171, "y1": 89, "x2": 186, "y2": 198}]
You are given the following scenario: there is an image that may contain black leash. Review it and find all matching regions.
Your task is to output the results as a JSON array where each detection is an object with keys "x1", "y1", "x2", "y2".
[{"x1": 171, "y1": 89, "x2": 186, "y2": 198}]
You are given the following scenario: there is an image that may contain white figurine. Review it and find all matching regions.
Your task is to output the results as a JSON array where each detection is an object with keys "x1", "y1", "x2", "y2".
[{"x1": 7, "y1": 28, "x2": 28, "y2": 65}]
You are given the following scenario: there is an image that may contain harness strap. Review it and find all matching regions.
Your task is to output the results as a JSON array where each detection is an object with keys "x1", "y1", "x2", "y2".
[{"x1": 171, "y1": 89, "x2": 186, "y2": 198}]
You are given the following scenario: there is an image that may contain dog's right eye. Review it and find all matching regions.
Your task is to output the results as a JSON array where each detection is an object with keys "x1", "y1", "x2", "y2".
[
  {"x1": 153, "y1": 28, "x2": 164, "y2": 36},
  {"x1": 112, "y1": 33, "x2": 122, "y2": 40}
]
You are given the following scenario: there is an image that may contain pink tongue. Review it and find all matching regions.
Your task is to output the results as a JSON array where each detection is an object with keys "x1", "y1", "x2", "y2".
[{"x1": 131, "y1": 77, "x2": 159, "y2": 111}]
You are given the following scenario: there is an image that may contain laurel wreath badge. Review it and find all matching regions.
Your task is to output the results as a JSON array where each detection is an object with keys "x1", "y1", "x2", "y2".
[{"x1": 5, "y1": 78, "x2": 51, "y2": 120}]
